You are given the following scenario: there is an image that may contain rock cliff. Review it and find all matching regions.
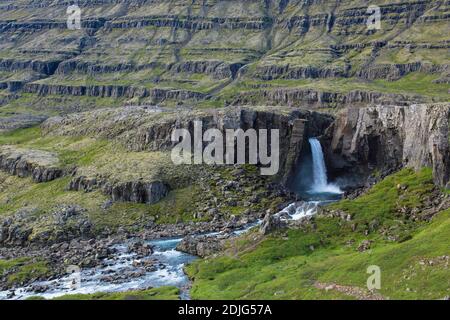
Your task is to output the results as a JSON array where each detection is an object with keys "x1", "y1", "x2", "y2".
[
  {"x1": 42, "y1": 105, "x2": 334, "y2": 182},
  {"x1": 325, "y1": 103, "x2": 450, "y2": 187},
  {"x1": 0, "y1": 0, "x2": 448, "y2": 120},
  {"x1": 0, "y1": 146, "x2": 63, "y2": 183}
]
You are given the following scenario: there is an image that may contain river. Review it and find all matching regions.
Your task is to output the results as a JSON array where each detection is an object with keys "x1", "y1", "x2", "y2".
[{"x1": 0, "y1": 137, "x2": 342, "y2": 300}]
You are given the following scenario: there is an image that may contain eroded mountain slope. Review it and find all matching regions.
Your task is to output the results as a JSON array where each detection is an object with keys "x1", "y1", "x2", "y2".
[{"x1": 0, "y1": 0, "x2": 448, "y2": 129}]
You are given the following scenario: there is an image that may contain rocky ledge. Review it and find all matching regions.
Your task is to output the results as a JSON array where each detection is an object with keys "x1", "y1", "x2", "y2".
[
  {"x1": 68, "y1": 175, "x2": 169, "y2": 205},
  {"x1": 0, "y1": 146, "x2": 63, "y2": 183},
  {"x1": 232, "y1": 88, "x2": 426, "y2": 107}
]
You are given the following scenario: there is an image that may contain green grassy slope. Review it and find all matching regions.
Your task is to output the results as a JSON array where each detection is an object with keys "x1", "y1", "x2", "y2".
[
  {"x1": 186, "y1": 168, "x2": 450, "y2": 300},
  {"x1": 0, "y1": 125, "x2": 279, "y2": 233}
]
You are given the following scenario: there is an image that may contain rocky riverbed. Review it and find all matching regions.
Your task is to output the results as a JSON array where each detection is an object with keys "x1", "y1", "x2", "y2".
[
  {"x1": 0, "y1": 204, "x2": 268, "y2": 297},
  {"x1": 0, "y1": 236, "x2": 196, "y2": 300},
  {"x1": 0, "y1": 194, "x2": 335, "y2": 300},
  {"x1": 0, "y1": 215, "x2": 268, "y2": 300}
]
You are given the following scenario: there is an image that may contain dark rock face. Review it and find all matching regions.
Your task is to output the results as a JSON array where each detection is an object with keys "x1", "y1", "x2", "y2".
[
  {"x1": 23, "y1": 83, "x2": 206, "y2": 101},
  {"x1": 403, "y1": 104, "x2": 450, "y2": 187},
  {"x1": 0, "y1": 216, "x2": 32, "y2": 246},
  {"x1": 0, "y1": 18, "x2": 105, "y2": 32},
  {"x1": 254, "y1": 64, "x2": 349, "y2": 80},
  {"x1": 68, "y1": 176, "x2": 169, "y2": 205},
  {"x1": 253, "y1": 62, "x2": 448, "y2": 81},
  {"x1": 356, "y1": 62, "x2": 447, "y2": 81},
  {"x1": 231, "y1": 88, "x2": 424, "y2": 107},
  {"x1": 0, "y1": 146, "x2": 63, "y2": 183},
  {"x1": 325, "y1": 104, "x2": 450, "y2": 187},
  {"x1": 105, "y1": 16, "x2": 271, "y2": 31},
  {"x1": 68, "y1": 175, "x2": 103, "y2": 193},
  {"x1": 170, "y1": 60, "x2": 237, "y2": 80},
  {"x1": 54, "y1": 59, "x2": 242, "y2": 80},
  {"x1": 108, "y1": 181, "x2": 169, "y2": 204},
  {"x1": 55, "y1": 60, "x2": 160, "y2": 75},
  {"x1": 0, "y1": 58, "x2": 61, "y2": 75}
]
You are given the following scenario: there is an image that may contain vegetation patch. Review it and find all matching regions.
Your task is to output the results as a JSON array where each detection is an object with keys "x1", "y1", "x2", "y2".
[
  {"x1": 187, "y1": 168, "x2": 449, "y2": 300},
  {"x1": 0, "y1": 257, "x2": 50, "y2": 286}
]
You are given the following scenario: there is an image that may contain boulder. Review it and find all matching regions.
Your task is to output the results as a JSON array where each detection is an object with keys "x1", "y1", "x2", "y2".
[
  {"x1": 260, "y1": 212, "x2": 286, "y2": 235},
  {"x1": 176, "y1": 235, "x2": 224, "y2": 258}
]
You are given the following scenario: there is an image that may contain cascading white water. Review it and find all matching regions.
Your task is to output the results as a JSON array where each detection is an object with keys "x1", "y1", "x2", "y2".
[
  {"x1": 308, "y1": 138, "x2": 342, "y2": 194},
  {"x1": 309, "y1": 138, "x2": 328, "y2": 189},
  {"x1": 274, "y1": 138, "x2": 343, "y2": 222}
]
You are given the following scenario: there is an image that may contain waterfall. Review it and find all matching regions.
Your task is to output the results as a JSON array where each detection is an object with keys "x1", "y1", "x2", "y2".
[
  {"x1": 308, "y1": 138, "x2": 342, "y2": 194},
  {"x1": 275, "y1": 138, "x2": 342, "y2": 223}
]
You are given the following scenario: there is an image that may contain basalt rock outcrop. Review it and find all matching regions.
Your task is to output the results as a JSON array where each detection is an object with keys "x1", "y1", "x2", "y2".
[
  {"x1": 0, "y1": 146, "x2": 63, "y2": 183},
  {"x1": 42, "y1": 106, "x2": 334, "y2": 182},
  {"x1": 325, "y1": 103, "x2": 450, "y2": 187},
  {"x1": 232, "y1": 88, "x2": 425, "y2": 107},
  {"x1": 176, "y1": 235, "x2": 225, "y2": 258},
  {"x1": 0, "y1": 205, "x2": 93, "y2": 246},
  {"x1": 0, "y1": 0, "x2": 447, "y2": 115},
  {"x1": 254, "y1": 65, "x2": 350, "y2": 80},
  {"x1": 260, "y1": 212, "x2": 286, "y2": 235},
  {"x1": 170, "y1": 61, "x2": 244, "y2": 80},
  {"x1": 108, "y1": 181, "x2": 169, "y2": 204},
  {"x1": 55, "y1": 60, "x2": 160, "y2": 75},
  {"x1": 68, "y1": 174, "x2": 169, "y2": 205},
  {"x1": 0, "y1": 58, "x2": 61, "y2": 76},
  {"x1": 254, "y1": 62, "x2": 448, "y2": 81},
  {"x1": 23, "y1": 83, "x2": 206, "y2": 101},
  {"x1": 356, "y1": 63, "x2": 448, "y2": 81}
]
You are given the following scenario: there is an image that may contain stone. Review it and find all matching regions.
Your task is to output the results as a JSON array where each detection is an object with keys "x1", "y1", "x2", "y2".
[
  {"x1": 176, "y1": 235, "x2": 224, "y2": 258},
  {"x1": 357, "y1": 240, "x2": 372, "y2": 252},
  {"x1": 260, "y1": 212, "x2": 286, "y2": 235},
  {"x1": 128, "y1": 240, "x2": 153, "y2": 257}
]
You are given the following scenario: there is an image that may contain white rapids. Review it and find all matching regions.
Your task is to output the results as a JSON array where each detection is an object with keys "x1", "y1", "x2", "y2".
[
  {"x1": 0, "y1": 237, "x2": 195, "y2": 300},
  {"x1": 0, "y1": 221, "x2": 263, "y2": 300}
]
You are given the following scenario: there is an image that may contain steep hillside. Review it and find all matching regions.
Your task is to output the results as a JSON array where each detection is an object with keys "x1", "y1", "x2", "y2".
[
  {"x1": 0, "y1": 1, "x2": 448, "y2": 301},
  {"x1": 0, "y1": 0, "x2": 449, "y2": 130},
  {"x1": 187, "y1": 168, "x2": 450, "y2": 300}
]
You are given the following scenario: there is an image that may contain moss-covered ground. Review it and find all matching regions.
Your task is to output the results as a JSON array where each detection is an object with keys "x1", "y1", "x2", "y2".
[
  {"x1": 186, "y1": 168, "x2": 450, "y2": 300},
  {"x1": 0, "y1": 258, "x2": 50, "y2": 286}
]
